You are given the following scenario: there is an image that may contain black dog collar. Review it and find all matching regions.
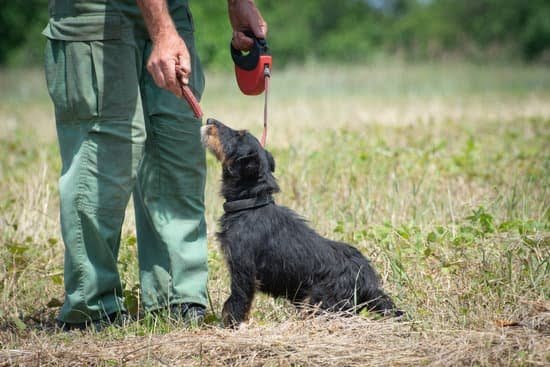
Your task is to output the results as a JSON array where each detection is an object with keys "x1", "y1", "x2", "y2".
[{"x1": 223, "y1": 195, "x2": 274, "y2": 213}]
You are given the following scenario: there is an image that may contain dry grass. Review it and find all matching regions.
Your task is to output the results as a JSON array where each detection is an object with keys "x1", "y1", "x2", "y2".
[
  {"x1": 2, "y1": 314, "x2": 548, "y2": 366},
  {"x1": 1, "y1": 63, "x2": 549, "y2": 366}
]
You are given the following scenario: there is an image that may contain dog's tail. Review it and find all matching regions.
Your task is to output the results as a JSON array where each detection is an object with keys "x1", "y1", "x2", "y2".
[{"x1": 364, "y1": 289, "x2": 403, "y2": 318}]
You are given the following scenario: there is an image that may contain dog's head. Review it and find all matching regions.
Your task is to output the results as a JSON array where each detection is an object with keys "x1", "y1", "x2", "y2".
[{"x1": 201, "y1": 118, "x2": 279, "y2": 200}]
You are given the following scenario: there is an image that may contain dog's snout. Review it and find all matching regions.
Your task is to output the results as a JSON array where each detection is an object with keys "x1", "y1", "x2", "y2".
[
  {"x1": 201, "y1": 119, "x2": 226, "y2": 162},
  {"x1": 202, "y1": 119, "x2": 219, "y2": 138},
  {"x1": 206, "y1": 118, "x2": 223, "y2": 127}
]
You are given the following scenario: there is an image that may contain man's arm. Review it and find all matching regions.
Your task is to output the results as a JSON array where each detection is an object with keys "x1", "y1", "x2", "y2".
[{"x1": 137, "y1": 0, "x2": 189, "y2": 97}]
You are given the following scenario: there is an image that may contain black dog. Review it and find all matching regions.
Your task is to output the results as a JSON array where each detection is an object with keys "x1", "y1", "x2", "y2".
[{"x1": 201, "y1": 118, "x2": 401, "y2": 327}]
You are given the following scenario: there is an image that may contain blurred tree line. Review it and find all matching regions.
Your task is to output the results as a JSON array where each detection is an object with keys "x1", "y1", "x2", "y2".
[{"x1": 1, "y1": 0, "x2": 548, "y2": 67}]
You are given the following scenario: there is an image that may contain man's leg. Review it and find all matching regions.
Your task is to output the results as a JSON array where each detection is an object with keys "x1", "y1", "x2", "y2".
[
  {"x1": 134, "y1": 33, "x2": 208, "y2": 312},
  {"x1": 45, "y1": 37, "x2": 145, "y2": 324}
]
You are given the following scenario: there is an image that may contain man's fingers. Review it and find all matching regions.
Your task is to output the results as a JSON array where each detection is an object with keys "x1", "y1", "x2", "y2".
[
  {"x1": 257, "y1": 21, "x2": 268, "y2": 38},
  {"x1": 176, "y1": 69, "x2": 189, "y2": 86},
  {"x1": 176, "y1": 54, "x2": 191, "y2": 85},
  {"x1": 228, "y1": 0, "x2": 268, "y2": 43},
  {"x1": 160, "y1": 58, "x2": 177, "y2": 90},
  {"x1": 147, "y1": 57, "x2": 191, "y2": 97},
  {"x1": 160, "y1": 57, "x2": 185, "y2": 97},
  {"x1": 147, "y1": 60, "x2": 166, "y2": 88},
  {"x1": 249, "y1": 10, "x2": 267, "y2": 38},
  {"x1": 232, "y1": 31, "x2": 254, "y2": 51},
  {"x1": 148, "y1": 58, "x2": 189, "y2": 97}
]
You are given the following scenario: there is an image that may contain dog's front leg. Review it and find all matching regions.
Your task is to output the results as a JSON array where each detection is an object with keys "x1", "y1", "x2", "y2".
[{"x1": 222, "y1": 263, "x2": 256, "y2": 328}]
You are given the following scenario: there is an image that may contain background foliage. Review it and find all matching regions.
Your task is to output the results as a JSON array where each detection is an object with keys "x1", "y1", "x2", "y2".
[{"x1": 1, "y1": 0, "x2": 549, "y2": 67}]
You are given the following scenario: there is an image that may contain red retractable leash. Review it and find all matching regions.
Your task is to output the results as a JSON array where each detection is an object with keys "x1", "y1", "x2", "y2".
[{"x1": 231, "y1": 32, "x2": 272, "y2": 147}]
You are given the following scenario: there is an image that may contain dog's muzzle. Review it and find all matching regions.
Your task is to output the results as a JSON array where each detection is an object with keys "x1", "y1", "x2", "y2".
[{"x1": 201, "y1": 120, "x2": 226, "y2": 162}]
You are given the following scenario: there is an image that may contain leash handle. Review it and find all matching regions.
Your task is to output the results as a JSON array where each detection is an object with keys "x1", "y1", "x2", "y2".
[
  {"x1": 176, "y1": 63, "x2": 203, "y2": 119},
  {"x1": 231, "y1": 31, "x2": 272, "y2": 96},
  {"x1": 180, "y1": 84, "x2": 203, "y2": 119},
  {"x1": 230, "y1": 31, "x2": 271, "y2": 147}
]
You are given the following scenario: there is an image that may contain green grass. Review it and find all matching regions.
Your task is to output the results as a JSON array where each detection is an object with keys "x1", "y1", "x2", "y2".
[{"x1": 0, "y1": 63, "x2": 549, "y2": 366}]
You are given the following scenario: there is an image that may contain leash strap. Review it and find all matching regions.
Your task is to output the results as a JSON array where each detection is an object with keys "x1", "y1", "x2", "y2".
[
  {"x1": 181, "y1": 84, "x2": 203, "y2": 119},
  {"x1": 176, "y1": 64, "x2": 203, "y2": 119},
  {"x1": 260, "y1": 65, "x2": 270, "y2": 147}
]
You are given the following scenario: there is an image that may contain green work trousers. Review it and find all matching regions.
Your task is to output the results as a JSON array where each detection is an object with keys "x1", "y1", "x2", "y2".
[{"x1": 44, "y1": 22, "x2": 208, "y2": 324}]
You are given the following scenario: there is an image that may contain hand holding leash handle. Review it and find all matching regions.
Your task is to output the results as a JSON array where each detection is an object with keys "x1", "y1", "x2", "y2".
[
  {"x1": 231, "y1": 31, "x2": 272, "y2": 96},
  {"x1": 231, "y1": 31, "x2": 272, "y2": 146}
]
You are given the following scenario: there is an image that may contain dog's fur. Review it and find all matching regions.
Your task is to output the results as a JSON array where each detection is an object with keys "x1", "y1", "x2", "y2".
[{"x1": 201, "y1": 118, "x2": 401, "y2": 327}]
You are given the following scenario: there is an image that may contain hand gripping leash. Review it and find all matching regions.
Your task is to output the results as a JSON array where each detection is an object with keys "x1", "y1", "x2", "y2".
[{"x1": 231, "y1": 32, "x2": 272, "y2": 147}]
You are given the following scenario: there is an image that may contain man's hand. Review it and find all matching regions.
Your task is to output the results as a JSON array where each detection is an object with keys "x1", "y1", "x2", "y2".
[
  {"x1": 228, "y1": 0, "x2": 268, "y2": 51},
  {"x1": 147, "y1": 32, "x2": 190, "y2": 97},
  {"x1": 137, "y1": 0, "x2": 190, "y2": 97}
]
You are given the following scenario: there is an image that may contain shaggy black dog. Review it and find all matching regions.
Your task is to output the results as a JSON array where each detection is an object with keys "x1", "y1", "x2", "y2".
[{"x1": 201, "y1": 118, "x2": 401, "y2": 327}]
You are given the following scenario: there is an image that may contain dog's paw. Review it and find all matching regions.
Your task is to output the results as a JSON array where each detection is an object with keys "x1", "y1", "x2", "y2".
[{"x1": 221, "y1": 313, "x2": 241, "y2": 329}]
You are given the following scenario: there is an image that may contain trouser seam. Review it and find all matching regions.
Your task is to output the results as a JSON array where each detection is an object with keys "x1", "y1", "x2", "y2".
[{"x1": 74, "y1": 137, "x2": 92, "y2": 308}]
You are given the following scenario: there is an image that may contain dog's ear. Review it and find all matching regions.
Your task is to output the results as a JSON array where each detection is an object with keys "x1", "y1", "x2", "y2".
[
  {"x1": 236, "y1": 152, "x2": 260, "y2": 178},
  {"x1": 265, "y1": 150, "x2": 275, "y2": 172}
]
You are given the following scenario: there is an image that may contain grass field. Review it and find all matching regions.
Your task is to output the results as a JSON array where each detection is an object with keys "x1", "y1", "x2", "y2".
[{"x1": 1, "y1": 62, "x2": 549, "y2": 366}]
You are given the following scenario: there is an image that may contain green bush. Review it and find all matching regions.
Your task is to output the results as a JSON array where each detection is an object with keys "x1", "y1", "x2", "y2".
[{"x1": 1, "y1": 0, "x2": 548, "y2": 67}]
